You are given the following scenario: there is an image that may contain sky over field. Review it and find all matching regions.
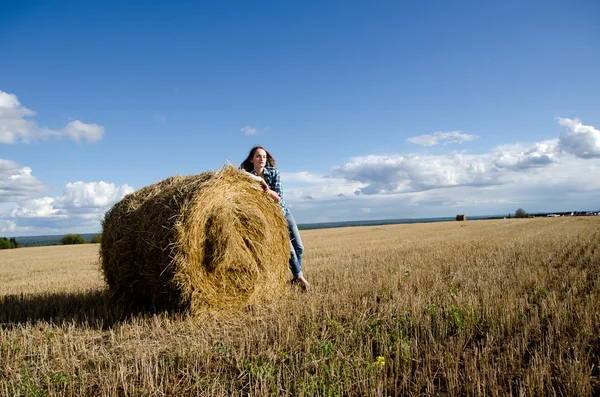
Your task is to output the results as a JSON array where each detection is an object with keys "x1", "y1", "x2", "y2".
[{"x1": 1, "y1": 0, "x2": 599, "y2": 236}]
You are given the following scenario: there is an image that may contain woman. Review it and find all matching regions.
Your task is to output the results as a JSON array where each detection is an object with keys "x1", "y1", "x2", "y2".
[{"x1": 240, "y1": 146, "x2": 311, "y2": 290}]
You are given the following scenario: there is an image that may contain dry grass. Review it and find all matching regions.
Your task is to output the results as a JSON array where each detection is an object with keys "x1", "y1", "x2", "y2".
[
  {"x1": 0, "y1": 244, "x2": 103, "y2": 295},
  {"x1": 1, "y1": 217, "x2": 599, "y2": 396}
]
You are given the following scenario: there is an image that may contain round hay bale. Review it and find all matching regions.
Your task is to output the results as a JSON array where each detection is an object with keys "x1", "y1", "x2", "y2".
[{"x1": 99, "y1": 165, "x2": 289, "y2": 313}]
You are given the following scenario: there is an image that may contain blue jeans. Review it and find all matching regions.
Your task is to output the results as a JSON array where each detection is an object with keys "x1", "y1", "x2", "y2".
[{"x1": 285, "y1": 208, "x2": 304, "y2": 278}]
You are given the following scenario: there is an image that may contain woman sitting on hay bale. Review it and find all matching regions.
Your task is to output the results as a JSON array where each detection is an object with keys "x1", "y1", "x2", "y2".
[{"x1": 241, "y1": 146, "x2": 311, "y2": 291}]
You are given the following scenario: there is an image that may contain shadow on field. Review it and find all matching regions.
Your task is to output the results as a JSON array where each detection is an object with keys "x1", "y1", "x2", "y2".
[{"x1": 0, "y1": 290, "x2": 169, "y2": 329}]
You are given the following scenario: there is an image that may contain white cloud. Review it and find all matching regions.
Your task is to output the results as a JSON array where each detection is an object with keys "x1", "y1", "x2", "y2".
[
  {"x1": 1, "y1": 181, "x2": 134, "y2": 235},
  {"x1": 557, "y1": 117, "x2": 600, "y2": 158},
  {"x1": 288, "y1": 156, "x2": 600, "y2": 223},
  {"x1": 281, "y1": 171, "x2": 330, "y2": 184},
  {"x1": 0, "y1": 91, "x2": 21, "y2": 109},
  {"x1": 154, "y1": 114, "x2": 166, "y2": 122},
  {"x1": 282, "y1": 171, "x2": 362, "y2": 202},
  {"x1": 493, "y1": 140, "x2": 558, "y2": 170},
  {"x1": 9, "y1": 197, "x2": 60, "y2": 218},
  {"x1": 0, "y1": 159, "x2": 48, "y2": 202},
  {"x1": 62, "y1": 120, "x2": 104, "y2": 143},
  {"x1": 241, "y1": 125, "x2": 259, "y2": 135},
  {"x1": 0, "y1": 91, "x2": 36, "y2": 144},
  {"x1": 407, "y1": 131, "x2": 478, "y2": 147},
  {"x1": 0, "y1": 89, "x2": 105, "y2": 144},
  {"x1": 4, "y1": 116, "x2": 599, "y2": 232},
  {"x1": 0, "y1": 219, "x2": 18, "y2": 233},
  {"x1": 282, "y1": 118, "x2": 600, "y2": 223},
  {"x1": 57, "y1": 181, "x2": 134, "y2": 209},
  {"x1": 331, "y1": 153, "x2": 499, "y2": 195}
]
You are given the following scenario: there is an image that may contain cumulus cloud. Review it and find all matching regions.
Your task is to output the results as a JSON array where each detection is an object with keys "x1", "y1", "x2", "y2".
[
  {"x1": 283, "y1": 173, "x2": 362, "y2": 202},
  {"x1": 0, "y1": 219, "x2": 18, "y2": 233},
  {"x1": 289, "y1": 156, "x2": 600, "y2": 223},
  {"x1": 0, "y1": 159, "x2": 48, "y2": 202},
  {"x1": 493, "y1": 140, "x2": 558, "y2": 170},
  {"x1": 62, "y1": 120, "x2": 104, "y2": 143},
  {"x1": 281, "y1": 171, "x2": 330, "y2": 184},
  {"x1": 331, "y1": 123, "x2": 594, "y2": 196},
  {"x1": 241, "y1": 125, "x2": 259, "y2": 135},
  {"x1": 4, "y1": 116, "x2": 599, "y2": 230},
  {"x1": 331, "y1": 154, "x2": 498, "y2": 195},
  {"x1": 0, "y1": 89, "x2": 105, "y2": 144},
  {"x1": 0, "y1": 91, "x2": 21, "y2": 108},
  {"x1": 282, "y1": 117, "x2": 600, "y2": 222},
  {"x1": 407, "y1": 131, "x2": 478, "y2": 147},
  {"x1": 57, "y1": 181, "x2": 134, "y2": 209},
  {"x1": 279, "y1": 171, "x2": 364, "y2": 203},
  {"x1": 0, "y1": 91, "x2": 36, "y2": 143},
  {"x1": 557, "y1": 117, "x2": 600, "y2": 158},
  {"x1": 1, "y1": 181, "x2": 134, "y2": 234},
  {"x1": 9, "y1": 197, "x2": 60, "y2": 218}
]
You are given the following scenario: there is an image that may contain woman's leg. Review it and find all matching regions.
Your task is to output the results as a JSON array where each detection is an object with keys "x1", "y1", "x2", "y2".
[{"x1": 285, "y1": 208, "x2": 304, "y2": 278}]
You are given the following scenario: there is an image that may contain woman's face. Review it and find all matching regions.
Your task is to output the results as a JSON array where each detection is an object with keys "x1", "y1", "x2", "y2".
[{"x1": 251, "y1": 148, "x2": 267, "y2": 170}]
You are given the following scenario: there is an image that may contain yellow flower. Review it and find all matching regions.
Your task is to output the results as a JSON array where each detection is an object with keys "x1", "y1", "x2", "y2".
[{"x1": 375, "y1": 356, "x2": 385, "y2": 368}]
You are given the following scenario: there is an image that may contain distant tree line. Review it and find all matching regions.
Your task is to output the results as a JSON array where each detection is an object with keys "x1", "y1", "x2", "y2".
[
  {"x1": 1, "y1": 234, "x2": 102, "y2": 248},
  {"x1": 506, "y1": 208, "x2": 529, "y2": 219},
  {"x1": 0, "y1": 237, "x2": 21, "y2": 249},
  {"x1": 515, "y1": 208, "x2": 528, "y2": 218},
  {"x1": 60, "y1": 234, "x2": 86, "y2": 245},
  {"x1": 60, "y1": 234, "x2": 102, "y2": 245}
]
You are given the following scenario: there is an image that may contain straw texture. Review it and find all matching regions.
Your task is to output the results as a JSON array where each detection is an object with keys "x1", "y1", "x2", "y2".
[{"x1": 99, "y1": 165, "x2": 289, "y2": 313}]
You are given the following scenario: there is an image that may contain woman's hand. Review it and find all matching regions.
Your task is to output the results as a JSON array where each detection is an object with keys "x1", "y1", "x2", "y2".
[
  {"x1": 259, "y1": 179, "x2": 269, "y2": 192},
  {"x1": 266, "y1": 188, "x2": 281, "y2": 203}
]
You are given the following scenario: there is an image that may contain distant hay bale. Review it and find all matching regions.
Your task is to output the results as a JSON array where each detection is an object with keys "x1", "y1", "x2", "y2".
[
  {"x1": 456, "y1": 214, "x2": 467, "y2": 221},
  {"x1": 99, "y1": 165, "x2": 289, "y2": 313}
]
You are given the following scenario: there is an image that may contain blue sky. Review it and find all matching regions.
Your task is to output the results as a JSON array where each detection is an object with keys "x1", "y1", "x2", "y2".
[{"x1": 1, "y1": 0, "x2": 599, "y2": 236}]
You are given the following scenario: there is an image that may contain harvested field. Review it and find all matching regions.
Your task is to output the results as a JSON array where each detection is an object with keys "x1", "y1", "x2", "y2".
[{"x1": 1, "y1": 217, "x2": 599, "y2": 396}]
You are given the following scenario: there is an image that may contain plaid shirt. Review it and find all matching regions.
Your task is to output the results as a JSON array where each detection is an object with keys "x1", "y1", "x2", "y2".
[{"x1": 251, "y1": 167, "x2": 287, "y2": 211}]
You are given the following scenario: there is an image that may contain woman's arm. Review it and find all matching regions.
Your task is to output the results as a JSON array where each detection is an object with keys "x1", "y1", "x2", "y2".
[
  {"x1": 265, "y1": 187, "x2": 281, "y2": 203},
  {"x1": 244, "y1": 171, "x2": 281, "y2": 203},
  {"x1": 267, "y1": 169, "x2": 283, "y2": 203},
  {"x1": 244, "y1": 171, "x2": 263, "y2": 183}
]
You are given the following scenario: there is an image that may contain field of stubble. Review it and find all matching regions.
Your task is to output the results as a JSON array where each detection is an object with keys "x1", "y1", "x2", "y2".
[{"x1": 1, "y1": 217, "x2": 599, "y2": 396}]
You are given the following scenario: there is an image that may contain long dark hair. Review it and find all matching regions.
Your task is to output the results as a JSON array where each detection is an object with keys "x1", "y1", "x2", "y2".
[{"x1": 240, "y1": 146, "x2": 277, "y2": 172}]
